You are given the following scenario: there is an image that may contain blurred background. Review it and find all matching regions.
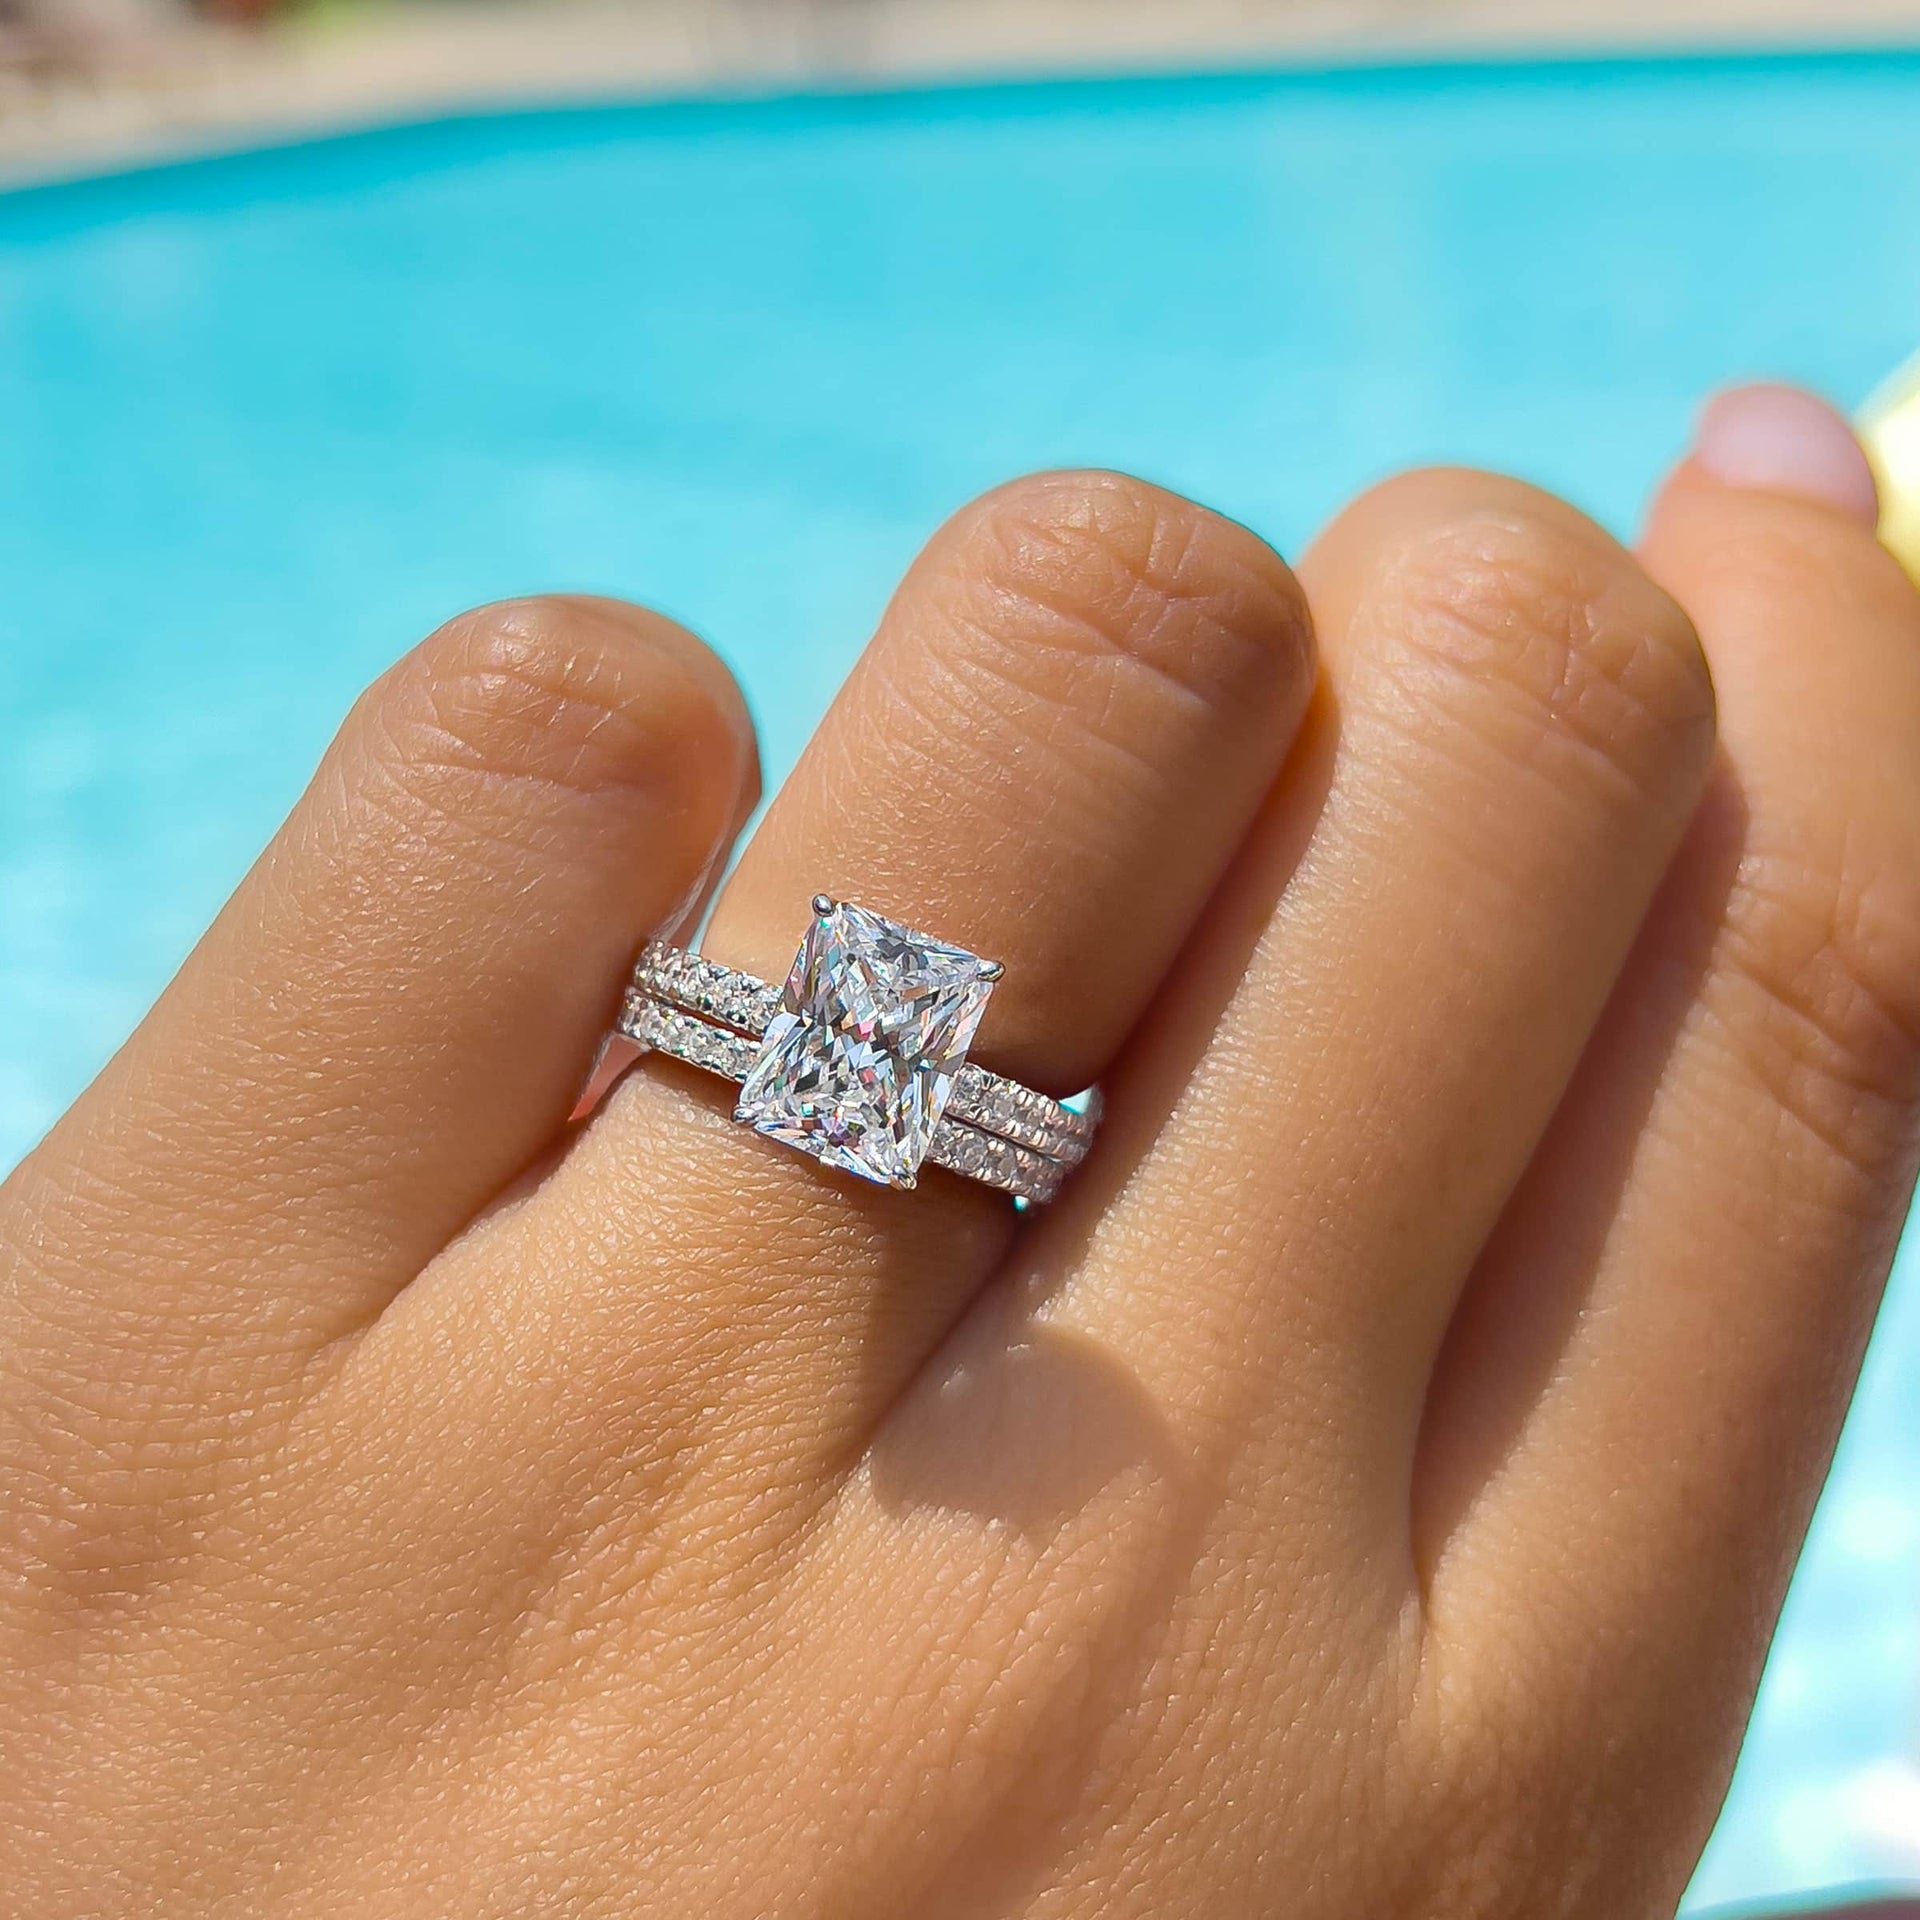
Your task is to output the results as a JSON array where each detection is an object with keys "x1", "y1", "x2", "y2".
[
  {"x1": 6, "y1": 0, "x2": 1920, "y2": 183},
  {"x1": 2, "y1": 4, "x2": 1920, "y2": 1916}
]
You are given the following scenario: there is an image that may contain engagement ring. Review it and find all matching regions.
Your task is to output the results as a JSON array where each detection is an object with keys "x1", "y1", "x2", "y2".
[{"x1": 618, "y1": 898, "x2": 1099, "y2": 1204}]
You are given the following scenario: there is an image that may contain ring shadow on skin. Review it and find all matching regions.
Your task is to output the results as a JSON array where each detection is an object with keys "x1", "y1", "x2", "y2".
[
  {"x1": 862, "y1": 1312, "x2": 1200, "y2": 1918},
  {"x1": 1410, "y1": 755, "x2": 1751, "y2": 1572}
]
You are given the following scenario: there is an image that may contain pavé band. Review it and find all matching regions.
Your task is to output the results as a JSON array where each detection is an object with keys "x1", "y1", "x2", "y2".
[{"x1": 618, "y1": 899, "x2": 1100, "y2": 1204}]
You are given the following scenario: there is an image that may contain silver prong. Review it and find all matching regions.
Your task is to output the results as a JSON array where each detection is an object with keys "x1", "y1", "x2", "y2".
[
  {"x1": 979, "y1": 959, "x2": 1006, "y2": 981},
  {"x1": 812, "y1": 893, "x2": 835, "y2": 918}
]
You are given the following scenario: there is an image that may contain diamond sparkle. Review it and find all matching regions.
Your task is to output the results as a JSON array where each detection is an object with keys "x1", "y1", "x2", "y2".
[{"x1": 733, "y1": 901, "x2": 999, "y2": 1188}]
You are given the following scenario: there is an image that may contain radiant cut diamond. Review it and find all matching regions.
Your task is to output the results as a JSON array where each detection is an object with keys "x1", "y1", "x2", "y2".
[{"x1": 733, "y1": 901, "x2": 999, "y2": 1188}]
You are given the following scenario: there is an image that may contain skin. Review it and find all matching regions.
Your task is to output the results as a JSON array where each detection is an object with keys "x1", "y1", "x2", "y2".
[{"x1": 1, "y1": 422, "x2": 1917, "y2": 1917}]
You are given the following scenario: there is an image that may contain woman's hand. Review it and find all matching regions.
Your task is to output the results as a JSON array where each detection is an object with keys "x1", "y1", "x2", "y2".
[{"x1": 4, "y1": 386, "x2": 1917, "y2": 1917}]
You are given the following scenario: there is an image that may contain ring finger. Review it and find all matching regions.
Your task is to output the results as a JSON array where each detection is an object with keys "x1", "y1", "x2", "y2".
[{"x1": 362, "y1": 468, "x2": 1317, "y2": 1494}]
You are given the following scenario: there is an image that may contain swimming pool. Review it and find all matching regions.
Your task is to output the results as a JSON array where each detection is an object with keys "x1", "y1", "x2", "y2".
[{"x1": 1, "y1": 49, "x2": 1917, "y2": 1910}]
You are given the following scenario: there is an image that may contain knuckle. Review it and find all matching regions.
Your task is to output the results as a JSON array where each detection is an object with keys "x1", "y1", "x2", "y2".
[
  {"x1": 1721, "y1": 839, "x2": 1920, "y2": 1183},
  {"x1": 1372, "y1": 497, "x2": 1715, "y2": 806},
  {"x1": 366, "y1": 597, "x2": 746, "y2": 825},
  {"x1": 927, "y1": 469, "x2": 1313, "y2": 733}
]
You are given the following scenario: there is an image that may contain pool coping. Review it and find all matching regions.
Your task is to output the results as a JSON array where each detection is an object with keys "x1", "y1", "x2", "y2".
[
  {"x1": 3, "y1": 17, "x2": 1920, "y2": 196},
  {"x1": 5, "y1": 36, "x2": 1920, "y2": 205}
]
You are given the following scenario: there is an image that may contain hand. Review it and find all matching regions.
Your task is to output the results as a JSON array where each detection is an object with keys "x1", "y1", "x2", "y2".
[{"x1": 4, "y1": 386, "x2": 1916, "y2": 1917}]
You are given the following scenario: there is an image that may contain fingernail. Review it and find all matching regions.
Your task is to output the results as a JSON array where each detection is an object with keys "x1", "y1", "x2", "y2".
[{"x1": 1693, "y1": 383, "x2": 1881, "y2": 527}]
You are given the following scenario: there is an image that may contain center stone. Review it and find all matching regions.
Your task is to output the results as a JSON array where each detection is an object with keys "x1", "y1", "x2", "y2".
[{"x1": 733, "y1": 901, "x2": 999, "y2": 1188}]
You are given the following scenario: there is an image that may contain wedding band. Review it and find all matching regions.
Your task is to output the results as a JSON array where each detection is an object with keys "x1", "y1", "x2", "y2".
[{"x1": 619, "y1": 898, "x2": 1100, "y2": 1204}]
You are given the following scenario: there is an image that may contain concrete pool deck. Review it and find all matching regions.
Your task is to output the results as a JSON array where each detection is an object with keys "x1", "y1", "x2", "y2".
[{"x1": 1, "y1": 0, "x2": 1918, "y2": 186}]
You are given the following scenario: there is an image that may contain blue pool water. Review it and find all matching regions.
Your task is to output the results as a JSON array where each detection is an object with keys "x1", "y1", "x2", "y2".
[{"x1": 2, "y1": 51, "x2": 1918, "y2": 1910}]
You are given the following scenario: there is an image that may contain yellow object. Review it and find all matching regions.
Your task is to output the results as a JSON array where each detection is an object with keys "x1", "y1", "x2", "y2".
[{"x1": 1858, "y1": 353, "x2": 1920, "y2": 582}]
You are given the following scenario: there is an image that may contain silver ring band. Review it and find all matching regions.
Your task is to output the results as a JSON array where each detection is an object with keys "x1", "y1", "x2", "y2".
[
  {"x1": 619, "y1": 992, "x2": 1075, "y2": 1204},
  {"x1": 631, "y1": 941, "x2": 1099, "y2": 1161}
]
